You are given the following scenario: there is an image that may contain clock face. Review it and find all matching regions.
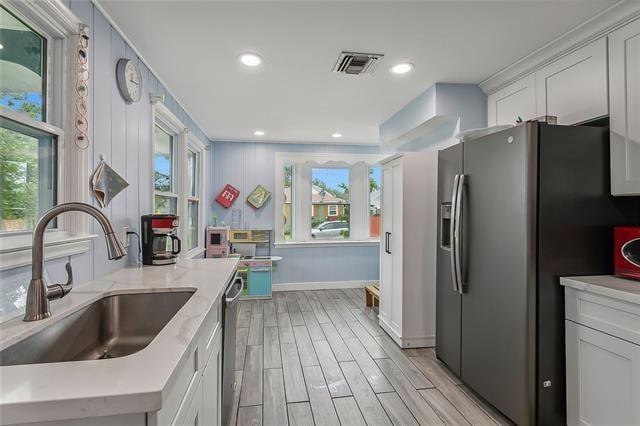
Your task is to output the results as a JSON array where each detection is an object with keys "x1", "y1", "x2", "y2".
[{"x1": 117, "y1": 59, "x2": 142, "y2": 103}]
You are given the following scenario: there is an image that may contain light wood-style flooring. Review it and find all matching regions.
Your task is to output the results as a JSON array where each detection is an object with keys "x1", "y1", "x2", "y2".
[{"x1": 230, "y1": 289, "x2": 510, "y2": 425}]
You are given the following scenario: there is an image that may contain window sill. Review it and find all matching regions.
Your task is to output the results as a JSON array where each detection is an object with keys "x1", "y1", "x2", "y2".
[
  {"x1": 274, "y1": 240, "x2": 380, "y2": 249},
  {"x1": 0, "y1": 232, "x2": 98, "y2": 271}
]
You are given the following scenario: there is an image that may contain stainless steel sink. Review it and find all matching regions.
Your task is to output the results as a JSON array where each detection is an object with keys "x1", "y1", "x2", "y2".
[{"x1": 0, "y1": 291, "x2": 195, "y2": 366}]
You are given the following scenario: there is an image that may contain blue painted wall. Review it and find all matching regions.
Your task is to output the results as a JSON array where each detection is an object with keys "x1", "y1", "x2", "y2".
[
  {"x1": 0, "y1": 0, "x2": 210, "y2": 319},
  {"x1": 210, "y1": 141, "x2": 381, "y2": 284}
]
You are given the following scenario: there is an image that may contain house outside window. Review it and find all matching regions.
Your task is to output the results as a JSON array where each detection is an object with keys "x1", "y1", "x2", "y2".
[{"x1": 275, "y1": 152, "x2": 385, "y2": 245}]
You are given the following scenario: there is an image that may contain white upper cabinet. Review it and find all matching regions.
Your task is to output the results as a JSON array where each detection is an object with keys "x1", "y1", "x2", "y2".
[
  {"x1": 609, "y1": 18, "x2": 640, "y2": 196},
  {"x1": 487, "y1": 74, "x2": 537, "y2": 126},
  {"x1": 535, "y1": 38, "x2": 608, "y2": 125}
]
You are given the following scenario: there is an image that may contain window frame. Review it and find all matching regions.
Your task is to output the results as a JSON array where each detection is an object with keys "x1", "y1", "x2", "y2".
[
  {"x1": 182, "y1": 132, "x2": 206, "y2": 255},
  {"x1": 152, "y1": 120, "x2": 180, "y2": 213},
  {"x1": 274, "y1": 152, "x2": 386, "y2": 247},
  {"x1": 151, "y1": 101, "x2": 207, "y2": 257},
  {"x1": 0, "y1": 1, "x2": 92, "y2": 271},
  {"x1": 328, "y1": 205, "x2": 338, "y2": 216}
]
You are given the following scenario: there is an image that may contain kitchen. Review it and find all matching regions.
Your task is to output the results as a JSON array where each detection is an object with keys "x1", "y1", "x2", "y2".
[{"x1": 0, "y1": 1, "x2": 639, "y2": 425}]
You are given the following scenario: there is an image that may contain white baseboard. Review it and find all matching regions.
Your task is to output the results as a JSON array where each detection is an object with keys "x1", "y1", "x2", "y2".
[
  {"x1": 379, "y1": 317, "x2": 435, "y2": 348},
  {"x1": 272, "y1": 280, "x2": 376, "y2": 292}
]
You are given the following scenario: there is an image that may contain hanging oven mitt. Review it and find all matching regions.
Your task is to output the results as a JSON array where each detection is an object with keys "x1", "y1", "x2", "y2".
[{"x1": 90, "y1": 158, "x2": 129, "y2": 208}]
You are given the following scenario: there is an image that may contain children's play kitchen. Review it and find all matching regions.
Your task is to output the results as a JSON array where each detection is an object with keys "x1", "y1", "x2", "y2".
[{"x1": 205, "y1": 227, "x2": 281, "y2": 299}]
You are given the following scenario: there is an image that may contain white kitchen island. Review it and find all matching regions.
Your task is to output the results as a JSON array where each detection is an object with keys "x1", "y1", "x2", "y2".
[
  {"x1": 0, "y1": 258, "x2": 239, "y2": 426},
  {"x1": 560, "y1": 275, "x2": 640, "y2": 426}
]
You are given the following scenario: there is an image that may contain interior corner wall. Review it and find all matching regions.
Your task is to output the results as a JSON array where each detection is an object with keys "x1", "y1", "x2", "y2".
[
  {"x1": 209, "y1": 141, "x2": 381, "y2": 285},
  {"x1": 0, "y1": 0, "x2": 210, "y2": 319}
]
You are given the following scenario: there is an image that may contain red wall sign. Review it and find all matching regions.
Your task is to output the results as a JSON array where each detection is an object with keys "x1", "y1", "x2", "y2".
[{"x1": 215, "y1": 184, "x2": 240, "y2": 208}]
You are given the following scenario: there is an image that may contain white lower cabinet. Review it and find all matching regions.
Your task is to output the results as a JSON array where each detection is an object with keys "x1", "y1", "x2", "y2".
[
  {"x1": 202, "y1": 328, "x2": 223, "y2": 426},
  {"x1": 564, "y1": 286, "x2": 640, "y2": 426},
  {"x1": 566, "y1": 321, "x2": 640, "y2": 426}
]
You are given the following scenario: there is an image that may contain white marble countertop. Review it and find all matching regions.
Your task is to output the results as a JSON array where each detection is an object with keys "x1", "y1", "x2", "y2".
[
  {"x1": 0, "y1": 257, "x2": 238, "y2": 425},
  {"x1": 560, "y1": 275, "x2": 640, "y2": 305}
]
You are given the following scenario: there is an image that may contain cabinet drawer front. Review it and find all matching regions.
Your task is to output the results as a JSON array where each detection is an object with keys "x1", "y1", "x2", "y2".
[
  {"x1": 565, "y1": 321, "x2": 640, "y2": 426},
  {"x1": 536, "y1": 38, "x2": 608, "y2": 124},
  {"x1": 565, "y1": 287, "x2": 640, "y2": 345}
]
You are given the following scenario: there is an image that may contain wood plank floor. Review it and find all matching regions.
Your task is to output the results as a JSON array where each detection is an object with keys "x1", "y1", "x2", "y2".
[{"x1": 230, "y1": 289, "x2": 511, "y2": 426}]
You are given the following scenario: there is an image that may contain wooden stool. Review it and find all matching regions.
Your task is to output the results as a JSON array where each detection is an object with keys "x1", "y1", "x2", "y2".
[{"x1": 365, "y1": 284, "x2": 380, "y2": 307}]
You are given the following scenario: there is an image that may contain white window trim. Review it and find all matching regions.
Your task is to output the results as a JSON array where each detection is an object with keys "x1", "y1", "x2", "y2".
[
  {"x1": 274, "y1": 152, "x2": 386, "y2": 246},
  {"x1": 328, "y1": 205, "x2": 338, "y2": 216},
  {"x1": 182, "y1": 132, "x2": 206, "y2": 257},
  {"x1": 0, "y1": 2, "x2": 94, "y2": 270},
  {"x1": 151, "y1": 101, "x2": 206, "y2": 258}
]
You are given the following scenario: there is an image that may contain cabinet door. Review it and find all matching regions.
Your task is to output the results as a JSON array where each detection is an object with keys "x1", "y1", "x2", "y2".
[
  {"x1": 535, "y1": 38, "x2": 608, "y2": 124},
  {"x1": 379, "y1": 162, "x2": 394, "y2": 325},
  {"x1": 610, "y1": 18, "x2": 640, "y2": 196},
  {"x1": 249, "y1": 268, "x2": 271, "y2": 297},
  {"x1": 202, "y1": 329, "x2": 222, "y2": 426},
  {"x1": 487, "y1": 74, "x2": 537, "y2": 126},
  {"x1": 566, "y1": 321, "x2": 640, "y2": 426},
  {"x1": 390, "y1": 162, "x2": 403, "y2": 335},
  {"x1": 183, "y1": 380, "x2": 203, "y2": 426}
]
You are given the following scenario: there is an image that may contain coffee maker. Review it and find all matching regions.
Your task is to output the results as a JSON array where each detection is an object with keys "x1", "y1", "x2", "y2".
[{"x1": 141, "y1": 214, "x2": 181, "y2": 265}]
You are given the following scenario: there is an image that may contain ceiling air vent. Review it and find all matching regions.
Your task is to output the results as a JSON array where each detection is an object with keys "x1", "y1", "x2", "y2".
[{"x1": 332, "y1": 51, "x2": 384, "y2": 76}]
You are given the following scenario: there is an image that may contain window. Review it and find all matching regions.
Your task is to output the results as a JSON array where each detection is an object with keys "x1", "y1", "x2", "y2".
[
  {"x1": 369, "y1": 166, "x2": 381, "y2": 238},
  {"x1": 311, "y1": 168, "x2": 350, "y2": 240},
  {"x1": 152, "y1": 101, "x2": 206, "y2": 256},
  {"x1": 153, "y1": 123, "x2": 178, "y2": 214},
  {"x1": 184, "y1": 138, "x2": 204, "y2": 253},
  {"x1": 275, "y1": 152, "x2": 385, "y2": 244}
]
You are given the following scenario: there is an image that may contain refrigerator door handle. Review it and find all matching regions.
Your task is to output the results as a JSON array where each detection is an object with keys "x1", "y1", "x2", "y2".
[
  {"x1": 454, "y1": 174, "x2": 465, "y2": 294},
  {"x1": 450, "y1": 174, "x2": 460, "y2": 293},
  {"x1": 387, "y1": 232, "x2": 392, "y2": 255}
]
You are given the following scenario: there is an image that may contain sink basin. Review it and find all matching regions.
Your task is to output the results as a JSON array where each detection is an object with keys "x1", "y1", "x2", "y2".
[{"x1": 0, "y1": 291, "x2": 194, "y2": 366}]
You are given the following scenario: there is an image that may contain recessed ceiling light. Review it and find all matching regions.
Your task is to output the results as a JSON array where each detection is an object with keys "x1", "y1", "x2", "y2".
[
  {"x1": 390, "y1": 62, "x2": 414, "y2": 75},
  {"x1": 331, "y1": 133, "x2": 343, "y2": 138},
  {"x1": 239, "y1": 53, "x2": 263, "y2": 67},
  {"x1": 0, "y1": 43, "x2": 3, "y2": 50},
  {"x1": 254, "y1": 130, "x2": 265, "y2": 136}
]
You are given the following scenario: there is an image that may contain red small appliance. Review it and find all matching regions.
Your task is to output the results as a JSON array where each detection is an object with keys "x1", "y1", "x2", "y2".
[{"x1": 614, "y1": 226, "x2": 640, "y2": 281}]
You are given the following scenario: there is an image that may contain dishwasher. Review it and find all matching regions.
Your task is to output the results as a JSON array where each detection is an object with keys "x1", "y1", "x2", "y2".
[{"x1": 221, "y1": 272, "x2": 243, "y2": 426}]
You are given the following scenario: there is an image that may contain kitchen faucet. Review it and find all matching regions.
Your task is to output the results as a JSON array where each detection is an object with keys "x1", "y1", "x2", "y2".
[{"x1": 24, "y1": 202, "x2": 127, "y2": 322}]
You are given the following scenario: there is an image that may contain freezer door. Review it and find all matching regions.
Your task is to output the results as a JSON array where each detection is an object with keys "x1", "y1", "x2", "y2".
[
  {"x1": 436, "y1": 143, "x2": 463, "y2": 375},
  {"x1": 461, "y1": 123, "x2": 536, "y2": 426}
]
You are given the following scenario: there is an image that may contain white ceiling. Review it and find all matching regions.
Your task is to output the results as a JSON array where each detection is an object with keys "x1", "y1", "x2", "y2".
[{"x1": 99, "y1": 1, "x2": 614, "y2": 145}]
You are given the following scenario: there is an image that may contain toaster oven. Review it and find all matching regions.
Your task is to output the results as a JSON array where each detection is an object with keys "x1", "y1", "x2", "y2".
[{"x1": 614, "y1": 226, "x2": 640, "y2": 281}]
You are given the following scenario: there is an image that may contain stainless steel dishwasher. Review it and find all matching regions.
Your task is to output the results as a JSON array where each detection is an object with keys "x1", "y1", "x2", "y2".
[{"x1": 221, "y1": 272, "x2": 243, "y2": 426}]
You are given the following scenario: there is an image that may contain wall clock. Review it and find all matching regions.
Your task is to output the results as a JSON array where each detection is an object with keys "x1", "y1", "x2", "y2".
[{"x1": 116, "y1": 58, "x2": 142, "y2": 104}]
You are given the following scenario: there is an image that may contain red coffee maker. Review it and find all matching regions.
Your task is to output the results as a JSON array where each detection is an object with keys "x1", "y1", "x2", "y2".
[
  {"x1": 614, "y1": 226, "x2": 640, "y2": 281},
  {"x1": 141, "y1": 214, "x2": 181, "y2": 265}
]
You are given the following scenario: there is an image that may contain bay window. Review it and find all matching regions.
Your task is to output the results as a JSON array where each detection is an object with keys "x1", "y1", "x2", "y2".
[{"x1": 275, "y1": 152, "x2": 386, "y2": 245}]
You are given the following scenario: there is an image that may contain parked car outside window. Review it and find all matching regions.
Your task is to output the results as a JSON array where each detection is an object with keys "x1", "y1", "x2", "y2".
[{"x1": 311, "y1": 220, "x2": 349, "y2": 239}]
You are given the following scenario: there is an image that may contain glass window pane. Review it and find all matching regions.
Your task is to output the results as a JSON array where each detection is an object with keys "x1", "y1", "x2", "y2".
[
  {"x1": 283, "y1": 164, "x2": 292, "y2": 241},
  {"x1": 187, "y1": 200, "x2": 198, "y2": 250},
  {"x1": 154, "y1": 125, "x2": 173, "y2": 192},
  {"x1": 369, "y1": 166, "x2": 381, "y2": 238},
  {"x1": 0, "y1": 6, "x2": 46, "y2": 121},
  {"x1": 154, "y1": 195, "x2": 176, "y2": 214},
  {"x1": 311, "y1": 168, "x2": 349, "y2": 240},
  {"x1": 0, "y1": 116, "x2": 56, "y2": 232},
  {"x1": 187, "y1": 149, "x2": 197, "y2": 197}
]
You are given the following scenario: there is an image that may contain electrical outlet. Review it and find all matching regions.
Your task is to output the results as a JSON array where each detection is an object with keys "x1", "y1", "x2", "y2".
[{"x1": 123, "y1": 226, "x2": 131, "y2": 248}]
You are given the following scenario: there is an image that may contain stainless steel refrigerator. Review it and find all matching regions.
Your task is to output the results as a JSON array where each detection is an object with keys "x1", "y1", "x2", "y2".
[{"x1": 436, "y1": 120, "x2": 640, "y2": 425}]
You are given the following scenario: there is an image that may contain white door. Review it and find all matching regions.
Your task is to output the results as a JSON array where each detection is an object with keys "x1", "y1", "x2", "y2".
[
  {"x1": 610, "y1": 18, "x2": 640, "y2": 196},
  {"x1": 379, "y1": 162, "x2": 394, "y2": 326},
  {"x1": 487, "y1": 74, "x2": 537, "y2": 126},
  {"x1": 202, "y1": 330, "x2": 222, "y2": 426},
  {"x1": 566, "y1": 321, "x2": 640, "y2": 426},
  {"x1": 183, "y1": 380, "x2": 203, "y2": 426},
  {"x1": 390, "y1": 161, "x2": 403, "y2": 336},
  {"x1": 535, "y1": 38, "x2": 608, "y2": 125}
]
